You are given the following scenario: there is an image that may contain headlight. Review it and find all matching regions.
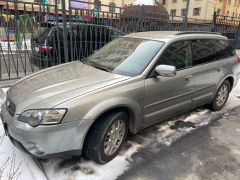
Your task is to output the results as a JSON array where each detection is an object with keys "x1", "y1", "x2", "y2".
[{"x1": 17, "y1": 109, "x2": 67, "y2": 127}]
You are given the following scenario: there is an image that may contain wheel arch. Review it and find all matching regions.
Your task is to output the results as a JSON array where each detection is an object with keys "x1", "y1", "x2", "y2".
[
  {"x1": 217, "y1": 75, "x2": 234, "y2": 93},
  {"x1": 225, "y1": 76, "x2": 234, "y2": 91},
  {"x1": 80, "y1": 98, "x2": 142, "y2": 151}
]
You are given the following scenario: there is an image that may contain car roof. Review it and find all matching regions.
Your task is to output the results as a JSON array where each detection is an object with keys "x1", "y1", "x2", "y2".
[
  {"x1": 40, "y1": 22, "x2": 123, "y2": 34},
  {"x1": 42, "y1": 22, "x2": 116, "y2": 29},
  {"x1": 123, "y1": 31, "x2": 228, "y2": 42}
]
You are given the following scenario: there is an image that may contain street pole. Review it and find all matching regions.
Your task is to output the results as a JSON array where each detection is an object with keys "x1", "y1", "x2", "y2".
[
  {"x1": 183, "y1": 0, "x2": 190, "y2": 31},
  {"x1": 61, "y1": 0, "x2": 69, "y2": 63}
]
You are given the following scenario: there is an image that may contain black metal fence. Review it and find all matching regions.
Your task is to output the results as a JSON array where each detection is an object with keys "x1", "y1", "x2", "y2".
[{"x1": 0, "y1": 0, "x2": 240, "y2": 81}]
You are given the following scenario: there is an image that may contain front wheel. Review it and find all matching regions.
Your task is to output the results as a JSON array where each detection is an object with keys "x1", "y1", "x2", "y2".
[
  {"x1": 209, "y1": 80, "x2": 230, "y2": 111},
  {"x1": 84, "y1": 111, "x2": 128, "y2": 164}
]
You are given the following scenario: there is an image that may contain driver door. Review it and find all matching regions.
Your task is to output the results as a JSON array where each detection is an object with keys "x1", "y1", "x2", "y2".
[{"x1": 143, "y1": 40, "x2": 195, "y2": 126}]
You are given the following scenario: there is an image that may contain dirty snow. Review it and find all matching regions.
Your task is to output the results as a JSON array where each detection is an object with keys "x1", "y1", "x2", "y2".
[
  {"x1": 0, "y1": 80, "x2": 239, "y2": 180},
  {"x1": 43, "y1": 142, "x2": 141, "y2": 180}
]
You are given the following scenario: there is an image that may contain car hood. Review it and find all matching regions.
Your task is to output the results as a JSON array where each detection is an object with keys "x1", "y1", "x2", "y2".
[{"x1": 7, "y1": 62, "x2": 130, "y2": 114}]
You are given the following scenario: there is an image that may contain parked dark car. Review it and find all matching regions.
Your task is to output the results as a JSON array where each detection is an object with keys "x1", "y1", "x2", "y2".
[
  {"x1": 222, "y1": 32, "x2": 240, "y2": 49},
  {"x1": 30, "y1": 22, "x2": 122, "y2": 67}
]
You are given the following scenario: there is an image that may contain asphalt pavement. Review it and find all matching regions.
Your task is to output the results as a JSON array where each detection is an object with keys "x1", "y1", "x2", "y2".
[{"x1": 118, "y1": 106, "x2": 240, "y2": 180}]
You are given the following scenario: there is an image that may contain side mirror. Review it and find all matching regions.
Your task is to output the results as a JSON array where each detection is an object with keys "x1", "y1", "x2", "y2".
[{"x1": 155, "y1": 65, "x2": 177, "y2": 77}]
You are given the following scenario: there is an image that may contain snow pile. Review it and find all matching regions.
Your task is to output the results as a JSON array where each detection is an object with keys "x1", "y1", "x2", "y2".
[
  {"x1": 225, "y1": 81, "x2": 240, "y2": 109},
  {"x1": 0, "y1": 129, "x2": 47, "y2": 180},
  {"x1": 0, "y1": 88, "x2": 46, "y2": 180},
  {"x1": 42, "y1": 142, "x2": 141, "y2": 180},
  {"x1": 133, "y1": 0, "x2": 155, "y2": 6}
]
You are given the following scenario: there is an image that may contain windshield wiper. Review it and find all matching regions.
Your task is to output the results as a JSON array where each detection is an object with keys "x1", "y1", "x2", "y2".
[
  {"x1": 93, "y1": 64, "x2": 110, "y2": 72},
  {"x1": 80, "y1": 59, "x2": 110, "y2": 72},
  {"x1": 87, "y1": 60, "x2": 111, "y2": 72}
]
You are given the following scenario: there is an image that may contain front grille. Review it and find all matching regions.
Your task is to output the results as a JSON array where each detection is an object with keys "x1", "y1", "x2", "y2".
[{"x1": 5, "y1": 97, "x2": 16, "y2": 116}]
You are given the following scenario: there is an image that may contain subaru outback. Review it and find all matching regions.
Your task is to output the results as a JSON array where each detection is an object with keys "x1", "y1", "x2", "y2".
[{"x1": 1, "y1": 31, "x2": 240, "y2": 164}]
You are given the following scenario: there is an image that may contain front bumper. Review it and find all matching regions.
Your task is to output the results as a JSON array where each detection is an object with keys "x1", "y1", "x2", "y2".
[{"x1": 1, "y1": 103, "x2": 90, "y2": 159}]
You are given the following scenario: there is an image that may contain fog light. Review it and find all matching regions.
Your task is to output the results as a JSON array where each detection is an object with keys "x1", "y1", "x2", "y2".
[
  {"x1": 35, "y1": 144, "x2": 44, "y2": 154},
  {"x1": 26, "y1": 143, "x2": 45, "y2": 155}
]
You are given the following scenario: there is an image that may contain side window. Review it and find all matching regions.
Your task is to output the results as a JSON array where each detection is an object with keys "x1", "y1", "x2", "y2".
[
  {"x1": 192, "y1": 39, "x2": 216, "y2": 65},
  {"x1": 158, "y1": 41, "x2": 192, "y2": 70},
  {"x1": 192, "y1": 39, "x2": 235, "y2": 66},
  {"x1": 214, "y1": 40, "x2": 235, "y2": 58}
]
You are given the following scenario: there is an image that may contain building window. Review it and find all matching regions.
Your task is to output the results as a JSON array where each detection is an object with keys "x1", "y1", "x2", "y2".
[
  {"x1": 228, "y1": 0, "x2": 231, "y2": 5},
  {"x1": 183, "y1": 0, "x2": 187, "y2": 2},
  {"x1": 193, "y1": 7, "x2": 201, "y2": 16},
  {"x1": 109, "y1": 2, "x2": 116, "y2": 13},
  {"x1": 94, "y1": 0, "x2": 101, "y2": 11},
  {"x1": 162, "y1": 0, "x2": 166, "y2": 5},
  {"x1": 172, "y1": 0, "x2": 177, "y2": 3},
  {"x1": 217, "y1": 9, "x2": 221, "y2": 15},
  {"x1": 170, "y1": 9, "x2": 177, "y2": 16},
  {"x1": 234, "y1": 0, "x2": 237, "y2": 6},
  {"x1": 181, "y1": 9, "x2": 186, "y2": 16}
]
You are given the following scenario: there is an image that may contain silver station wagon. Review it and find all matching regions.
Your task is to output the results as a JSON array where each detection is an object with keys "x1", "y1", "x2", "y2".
[{"x1": 1, "y1": 31, "x2": 240, "y2": 164}]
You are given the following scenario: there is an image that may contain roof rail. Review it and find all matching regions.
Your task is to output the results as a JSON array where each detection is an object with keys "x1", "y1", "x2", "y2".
[{"x1": 176, "y1": 31, "x2": 221, "y2": 35}]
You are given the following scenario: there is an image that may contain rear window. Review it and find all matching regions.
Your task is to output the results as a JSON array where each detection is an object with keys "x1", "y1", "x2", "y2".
[
  {"x1": 32, "y1": 24, "x2": 51, "y2": 44},
  {"x1": 192, "y1": 39, "x2": 235, "y2": 66}
]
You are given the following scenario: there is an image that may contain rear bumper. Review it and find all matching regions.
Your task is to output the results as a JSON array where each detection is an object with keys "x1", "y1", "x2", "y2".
[
  {"x1": 1, "y1": 103, "x2": 89, "y2": 159},
  {"x1": 30, "y1": 53, "x2": 52, "y2": 68}
]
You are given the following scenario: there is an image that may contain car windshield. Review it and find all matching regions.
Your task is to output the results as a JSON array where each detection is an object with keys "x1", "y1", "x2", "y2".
[
  {"x1": 82, "y1": 37, "x2": 164, "y2": 77},
  {"x1": 32, "y1": 24, "x2": 52, "y2": 44}
]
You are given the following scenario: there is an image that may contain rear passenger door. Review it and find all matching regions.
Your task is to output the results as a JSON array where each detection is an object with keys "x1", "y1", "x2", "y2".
[{"x1": 191, "y1": 39, "x2": 231, "y2": 107}]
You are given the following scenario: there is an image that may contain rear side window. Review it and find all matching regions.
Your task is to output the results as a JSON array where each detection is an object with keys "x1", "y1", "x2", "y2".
[
  {"x1": 192, "y1": 39, "x2": 235, "y2": 66},
  {"x1": 32, "y1": 25, "x2": 51, "y2": 44},
  {"x1": 214, "y1": 40, "x2": 235, "y2": 59}
]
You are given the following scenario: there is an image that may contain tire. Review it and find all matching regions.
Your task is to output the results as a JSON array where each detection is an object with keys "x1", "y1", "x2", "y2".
[
  {"x1": 84, "y1": 111, "x2": 128, "y2": 164},
  {"x1": 209, "y1": 80, "x2": 231, "y2": 111}
]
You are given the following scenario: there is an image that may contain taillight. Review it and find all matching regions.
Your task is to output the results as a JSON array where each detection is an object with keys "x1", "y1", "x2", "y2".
[
  {"x1": 39, "y1": 46, "x2": 52, "y2": 53},
  {"x1": 237, "y1": 56, "x2": 240, "y2": 63}
]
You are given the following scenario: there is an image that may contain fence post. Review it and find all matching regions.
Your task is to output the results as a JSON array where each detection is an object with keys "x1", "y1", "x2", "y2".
[
  {"x1": 61, "y1": 0, "x2": 69, "y2": 63},
  {"x1": 211, "y1": 11, "x2": 217, "y2": 32},
  {"x1": 140, "y1": 5, "x2": 145, "y2": 31},
  {"x1": 183, "y1": 0, "x2": 190, "y2": 31}
]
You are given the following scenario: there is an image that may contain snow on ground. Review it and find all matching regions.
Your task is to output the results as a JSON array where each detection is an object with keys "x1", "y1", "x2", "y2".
[
  {"x1": 0, "y1": 89, "x2": 46, "y2": 180},
  {"x1": 133, "y1": 0, "x2": 155, "y2": 5},
  {"x1": 0, "y1": 81, "x2": 239, "y2": 180},
  {"x1": 43, "y1": 142, "x2": 141, "y2": 180},
  {"x1": 0, "y1": 39, "x2": 31, "y2": 54}
]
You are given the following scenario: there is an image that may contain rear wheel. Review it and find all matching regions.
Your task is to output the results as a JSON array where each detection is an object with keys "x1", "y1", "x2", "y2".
[
  {"x1": 209, "y1": 80, "x2": 230, "y2": 111},
  {"x1": 84, "y1": 111, "x2": 128, "y2": 164}
]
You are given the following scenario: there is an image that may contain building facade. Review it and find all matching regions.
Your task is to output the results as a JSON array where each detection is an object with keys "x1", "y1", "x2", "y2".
[
  {"x1": 215, "y1": 0, "x2": 240, "y2": 17},
  {"x1": 162, "y1": 0, "x2": 240, "y2": 20},
  {"x1": 162, "y1": 0, "x2": 214, "y2": 20}
]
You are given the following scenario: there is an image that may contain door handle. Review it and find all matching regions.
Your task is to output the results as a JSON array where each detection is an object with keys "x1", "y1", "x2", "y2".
[{"x1": 185, "y1": 75, "x2": 193, "y2": 81}]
